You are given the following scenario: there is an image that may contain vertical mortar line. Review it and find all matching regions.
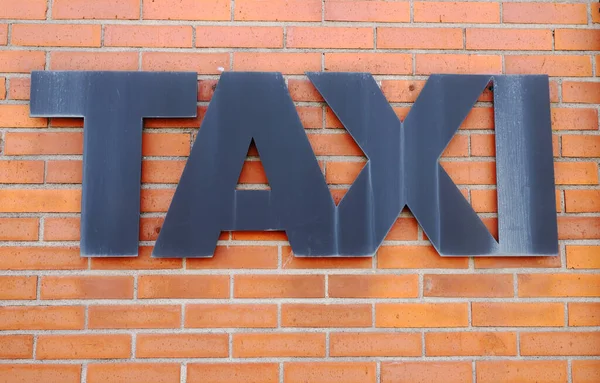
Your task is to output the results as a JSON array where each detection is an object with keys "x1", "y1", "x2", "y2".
[
  {"x1": 180, "y1": 363, "x2": 187, "y2": 383},
  {"x1": 279, "y1": 362, "x2": 284, "y2": 383},
  {"x1": 516, "y1": 332, "x2": 520, "y2": 357},
  {"x1": 191, "y1": 25, "x2": 196, "y2": 50},
  {"x1": 376, "y1": 361, "x2": 381, "y2": 383},
  {"x1": 277, "y1": 245, "x2": 282, "y2": 269},
  {"x1": 325, "y1": 329, "x2": 330, "y2": 358},
  {"x1": 38, "y1": 216, "x2": 44, "y2": 243},
  {"x1": 131, "y1": 332, "x2": 137, "y2": 358},
  {"x1": 47, "y1": 0, "x2": 52, "y2": 19},
  {"x1": 472, "y1": 360, "x2": 477, "y2": 383},
  {"x1": 231, "y1": 0, "x2": 235, "y2": 21},
  {"x1": 228, "y1": 332, "x2": 233, "y2": 358},
  {"x1": 513, "y1": 271, "x2": 518, "y2": 298},
  {"x1": 139, "y1": 0, "x2": 143, "y2": 20},
  {"x1": 81, "y1": 364, "x2": 87, "y2": 383},
  {"x1": 409, "y1": 0, "x2": 414, "y2": 23},
  {"x1": 373, "y1": 25, "x2": 377, "y2": 52},
  {"x1": 564, "y1": 300, "x2": 569, "y2": 328},
  {"x1": 412, "y1": 53, "x2": 416, "y2": 76}
]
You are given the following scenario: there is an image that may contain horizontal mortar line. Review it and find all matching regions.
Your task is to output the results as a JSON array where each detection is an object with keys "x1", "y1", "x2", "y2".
[
  {"x1": 1, "y1": 297, "x2": 599, "y2": 305},
  {"x1": 2, "y1": 18, "x2": 600, "y2": 28},
  {"x1": 3, "y1": 45, "x2": 600, "y2": 56}
]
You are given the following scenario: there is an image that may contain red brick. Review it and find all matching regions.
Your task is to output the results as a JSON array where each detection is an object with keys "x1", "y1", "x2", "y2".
[
  {"x1": 0, "y1": 76, "x2": 4, "y2": 97},
  {"x1": 196, "y1": 26, "x2": 282, "y2": 48},
  {"x1": 558, "y1": 217, "x2": 600, "y2": 240},
  {"x1": 441, "y1": 161, "x2": 496, "y2": 184},
  {"x1": 521, "y1": 332, "x2": 600, "y2": 356},
  {"x1": 424, "y1": 274, "x2": 513, "y2": 297},
  {"x1": 87, "y1": 363, "x2": 180, "y2": 383},
  {"x1": 325, "y1": 161, "x2": 366, "y2": 184},
  {"x1": 137, "y1": 334, "x2": 228, "y2": 358},
  {"x1": 381, "y1": 80, "x2": 426, "y2": 102},
  {"x1": 551, "y1": 108, "x2": 598, "y2": 131},
  {"x1": 472, "y1": 302, "x2": 564, "y2": 327},
  {"x1": 0, "y1": 104, "x2": 47, "y2": 127},
  {"x1": 466, "y1": 28, "x2": 552, "y2": 50},
  {"x1": 325, "y1": 53, "x2": 411, "y2": 74},
  {"x1": 0, "y1": 217, "x2": 38, "y2": 241},
  {"x1": 41, "y1": 276, "x2": 134, "y2": 299},
  {"x1": 565, "y1": 190, "x2": 600, "y2": 213},
  {"x1": 282, "y1": 246, "x2": 373, "y2": 269},
  {"x1": 0, "y1": 246, "x2": 85, "y2": 270},
  {"x1": 287, "y1": 27, "x2": 373, "y2": 49},
  {"x1": 235, "y1": 0, "x2": 321, "y2": 21},
  {"x1": 381, "y1": 362, "x2": 472, "y2": 383},
  {"x1": 186, "y1": 304, "x2": 278, "y2": 328},
  {"x1": 91, "y1": 247, "x2": 182, "y2": 270},
  {"x1": 143, "y1": 0, "x2": 230, "y2": 20},
  {"x1": 518, "y1": 273, "x2": 600, "y2": 297},
  {"x1": 378, "y1": 28, "x2": 462, "y2": 49},
  {"x1": 139, "y1": 189, "x2": 174, "y2": 212},
  {"x1": 288, "y1": 79, "x2": 324, "y2": 102},
  {"x1": 0, "y1": 276, "x2": 37, "y2": 299},
  {"x1": 0, "y1": 160, "x2": 44, "y2": 183},
  {"x1": 12, "y1": 24, "x2": 101, "y2": 47},
  {"x1": 45, "y1": 160, "x2": 81, "y2": 184},
  {"x1": 188, "y1": 363, "x2": 279, "y2": 383},
  {"x1": 376, "y1": 303, "x2": 468, "y2": 328},
  {"x1": 285, "y1": 362, "x2": 376, "y2": 383},
  {"x1": 416, "y1": 54, "x2": 501, "y2": 74},
  {"x1": 138, "y1": 275, "x2": 229, "y2": 298},
  {"x1": 142, "y1": 52, "x2": 229, "y2": 74},
  {"x1": 0, "y1": 335, "x2": 33, "y2": 359},
  {"x1": 384, "y1": 217, "x2": 419, "y2": 240},
  {"x1": 0, "y1": 50, "x2": 45, "y2": 72},
  {"x1": 569, "y1": 303, "x2": 600, "y2": 326},
  {"x1": 37, "y1": 334, "x2": 131, "y2": 359},
  {"x1": 426, "y1": 332, "x2": 516, "y2": 356},
  {"x1": 329, "y1": 274, "x2": 418, "y2": 298},
  {"x1": 43, "y1": 217, "x2": 79, "y2": 240},
  {"x1": 0, "y1": 306, "x2": 84, "y2": 330},
  {"x1": 105, "y1": 25, "x2": 192, "y2": 47},
  {"x1": 187, "y1": 245, "x2": 278, "y2": 269},
  {"x1": 8, "y1": 77, "x2": 30, "y2": 100},
  {"x1": 0, "y1": 365, "x2": 80, "y2": 383},
  {"x1": 594, "y1": 3, "x2": 600, "y2": 23},
  {"x1": 505, "y1": 55, "x2": 592, "y2": 77},
  {"x1": 0, "y1": 0, "x2": 47, "y2": 19},
  {"x1": 234, "y1": 275, "x2": 324, "y2": 298},
  {"x1": 556, "y1": 29, "x2": 600, "y2": 51},
  {"x1": 563, "y1": 135, "x2": 600, "y2": 158},
  {"x1": 415, "y1": 2, "x2": 499, "y2": 23},
  {"x1": 563, "y1": 81, "x2": 600, "y2": 103},
  {"x1": 282, "y1": 304, "x2": 372, "y2": 327},
  {"x1": 308, "y1": 134, "x2": 364, "y2": 156},
  {"x1": 554, "y1": 162, "x2": 598, "y2": 185},
  {"x1": 0, "y1": 25, "x2": 5, "y2": 45},
  {"x1": 378, "y1": 245, "x2": 469, "y2": 269},
  {"x1": 573, "y1": 360, "x2": 600, "y2": 383},
  {"x1": 325, "y1": 1, "x2": 409, "y2": 22},
  {"x1": 88, "y1": 305, "x2": 181, "y2": 329},
  {"x1": 53, "y1": 0, "x2": 140, "y2": 19},
  {"x1": 0, "y1": 189, "x2": 81, "y2": 213},
  {"x1": 503, "y1": 3, "x2": 587, "y2": 24},
  {"x1": 50, "y1": 51, "x2": 138, "y2": 70},
  {"x1": 330, "y1": 332, "x2": 421, "y2": 357},
  {"x1": 477, "y1": 361, "x2": 568, "y2": 383},
  {"x1": 233, "y1": 333, "x2": 325, "y2": 357},
  {"x1": 474, "y1": 256, "x2": 562, "y2": 269},
  {"x1": 5, "y1": 132, "x2": 81, "y2": 154},
  {"x1": 567, "y1": 246, "x2": 600, "y2": 269}
]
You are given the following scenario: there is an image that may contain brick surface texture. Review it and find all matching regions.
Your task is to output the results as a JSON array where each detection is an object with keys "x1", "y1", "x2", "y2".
[{"x1": 0, "y1": 0, "x2": 599, "y2": 382}]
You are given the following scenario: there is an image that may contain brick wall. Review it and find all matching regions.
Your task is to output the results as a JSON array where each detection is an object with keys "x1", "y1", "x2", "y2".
[{"x1": 0, "y1": 0, "x2": 599, "y2": 382}]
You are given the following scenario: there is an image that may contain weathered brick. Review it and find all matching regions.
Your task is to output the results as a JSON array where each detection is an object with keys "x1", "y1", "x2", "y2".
[
  {"x1": 0, "y1": 365, "x2": 80, "y2": 383},
  {"x1": 472, "y1": 302, "x2": 564, "y2": 327},
  {"x1": 563, "y1": 81, "x2": 600, "y2": 103},
  {"x1": 0, "y1": 306, "x2": 84, "y2": 330},
  {"x1": 142, "y1": 52, "x2": 229, "y2": 73},
  {"x1": 572, "y1": 360, "x2": 600, "y2": 383},
  {"x1": 37, "y1": 334, "x2": 131, "y2": 359},
  {"x1": 0, "y1": 218, "x2": 38, "y2": 241},
  {"x1": 378, "y1": 245, "x2": 469, "y2": 269},
  {"x1": 329, "y1": 274, "x2": 419, "y2": 298},
  {"x1": 137, "y1": 334, "x2": 228, "y2": 358},
  {"x1": 235, "y1": 0, "x2": 321, "y2": 21},
  {"x1": 330, "y1": 332, "x2": 421, "y2": 357},
  {"x1": 12, "y1": 24, "x2": 101, "y2": 47},
  {"x1": 551, "y1": 108, "x2": 598, "y2": 131},
  {"x1": 518, "y1": 273, "x2": 600, "y2": 297},
  {"x1": 0, "y1": 51, "x2": 45, "y2": 72},
  {"x1": 87, "y1": 363, "x2": 180, "y2": 383},
  {"x1": 41, "y1": 276, "x2": 134, "y2": 299},
  {"x1": 381, "y1": 362, "x2": 472, "y2": 383},
  {"x1": 0, "y1": 335, "x2": 33, "y2": 359},
  {"x1": 0, "y1": 160, "x2": 44, "y2": 183},
  {"x1": 415, "y1": 2, "x2": 499, "y2": 23},
  {"x1": 138, "y1": 275, "x2": 229, "y2": 298},
  {"x1": 477, "y1": 361, "x2": 568, "y2": 383},
  {"x1": 376, "y1": 303, "x2": 469, "y2": 328},
  {"x1": 521, "y1": 332, "x2": 600, "y2": 356},
  {"x1": 105, "y1": 25, "x2": 192, "y2": 47},
  {"x1": 562, "y1": 136, "x2": 600, "y2": 158},
  {"x1": 196, "y1": 26, "x2": 283, "y2": 48},
  {"x1": 566, "y1": 246, "x2": 600, "y2": 269},
  {"x1": 569, "y1": 303, "x2": 600, "y2": 327},
  {"x1": 143, "y1": 0, "x2": 230, "y2": 20},
  {"x1": 505, "y1": 55, "x2": 592, "y2": 77},
  {"x1": 8, "y1": 77, "x2": 30, "y2": 100},
  {"x1": 234, "y1": 275, "x2": 325, "y2": 298},
  {"x1": 282, "y1": 304, "x2": 372, "y2": 327},
  {"x1": 416, "y1": 54, "x2": 501, "y2": 74},
  {"x1": 0, "y1": 276, "x2": 37, "y2": 299},
  {"x1": 556, "y1": 29, "x2": 600, "y2": 51},
  {"x1": 0, "y1": 104, "x2": 47, "y2": 127},
  {"x1": 188, "y1": 363, "x2": 279, "y2": 383},
  {"x1": 466, "y1": 29, "x2": 552, "y2": 50},
  {"x1": 503, "y1": 3, "x2": 587, "y2": 24},
  {"x1": 0, "y1": 246, "x2": 86, "y2": 270},
  {"x1": 187, "y1": 246, "x2": 279, "y2": 269},
  {"x1": 325, "y1": 53, "x2": 411, "y2": 74},
  {"x1": 285, "y1": 362, "x2": 376, "y2": 383},
  {"x1": 233, "y1": 333, "x2": 326, "y2": 357},
  {"x1": 0, "y1": 0, "x2": 47, "y2": 19},
  {"x1": 325, "y1": 1, "x2": 410, "y2": 22},
  {"x1": 50, "y1": 51, "x2": 139, "y2": 70},
  {"x1": 287, "y1": 27, "x2": 373, "y2": 49},
  {"x1": 426, "y1": 332, "x2": 517, "y2": 356},
  {"x1": 378, "y1": 28, "x2": 463, "y2": 49},
  {"x1": 0, "y1": 189, "x2": 81, "y2": 213},
  {"x1": 186, "y1": 304, "x2": 278, "y2": 328},
  {"x1": 53, "y1": 0, "x2": 140, "y2": 19},
  {"x1": 88, "y1": 305, "x2": 181, "y2": 329},
  {"x1": 565, "y1": 190, "x2": 600, "y2": 213},
  {"x1": 424, "y1": 274, "x2": 513, "y2": 297}
]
